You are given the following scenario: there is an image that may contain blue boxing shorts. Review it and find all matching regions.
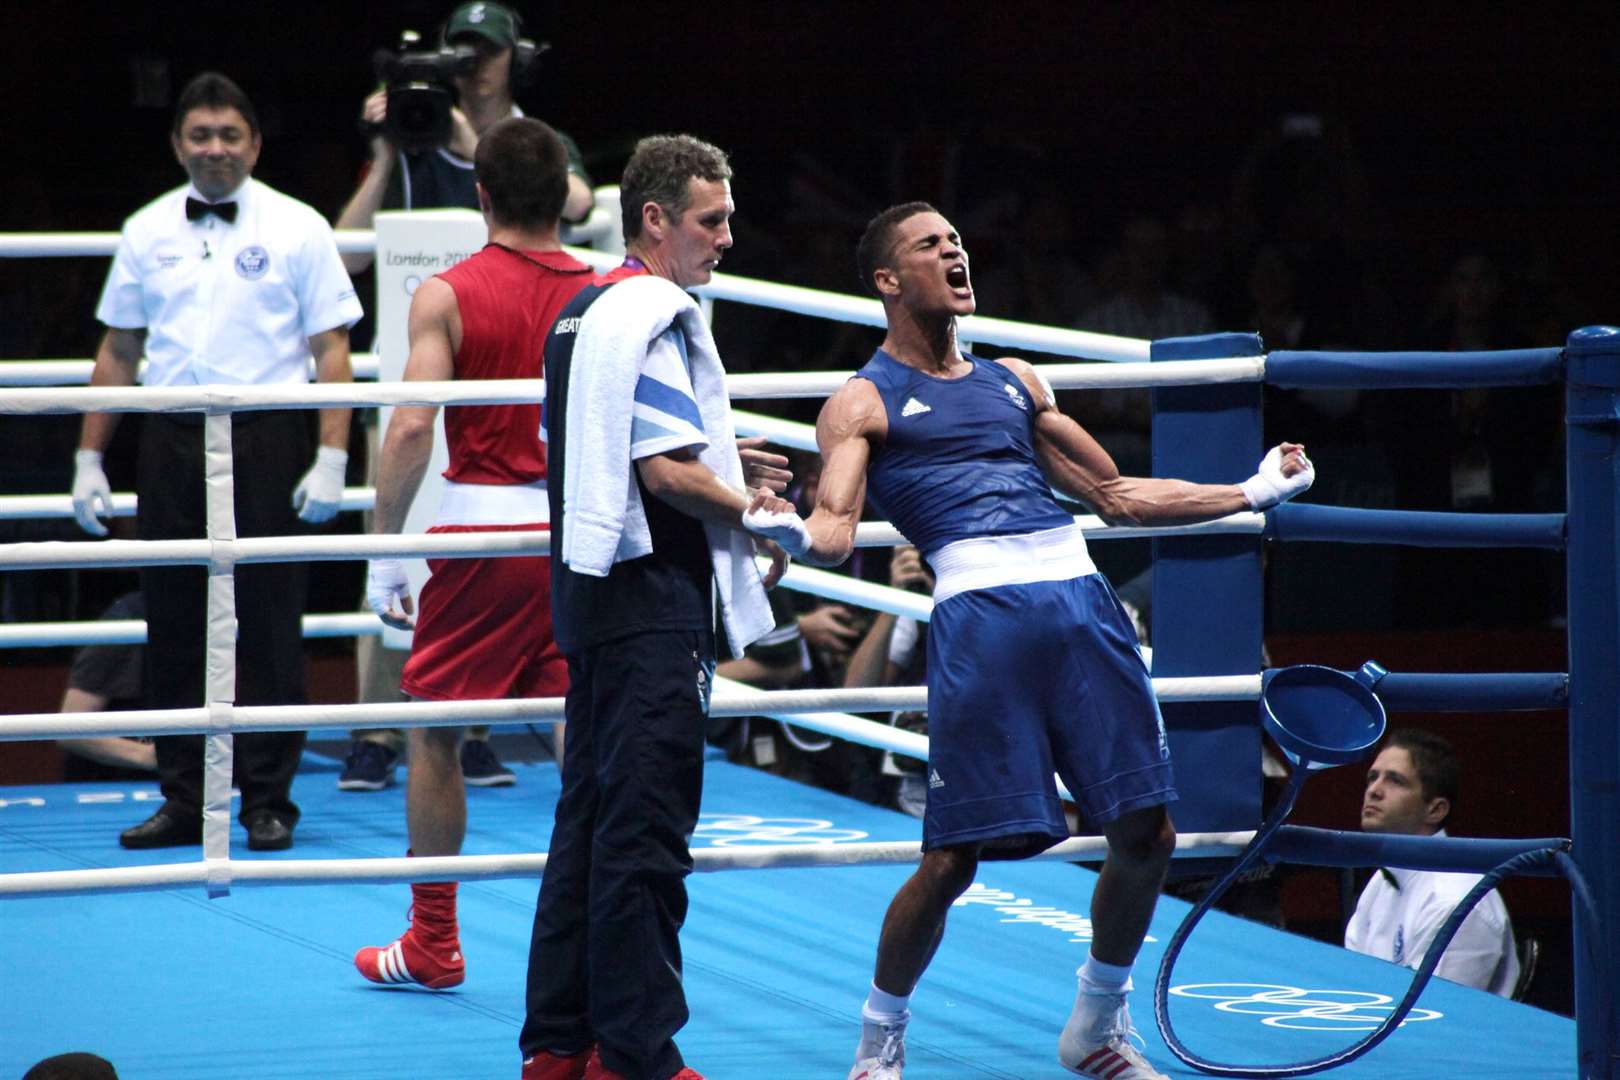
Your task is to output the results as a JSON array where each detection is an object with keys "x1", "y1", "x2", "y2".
[{"x1": 921, "y1": 568, "x2": 1176, "y2": 859}]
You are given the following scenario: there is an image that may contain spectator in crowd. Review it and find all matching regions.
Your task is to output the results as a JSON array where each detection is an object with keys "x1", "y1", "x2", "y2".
[
  {"x1": 70, "y1": 72, "x2": 361, "y2": 852},
  {"x1": 965, "y1": 187, "x2": 1096, "y2": 331},
  {"x1": 745, "y1": 451, "x2": 889, "y2": 801},
  {"x1": 1247, "y1": 242, "x2": 1366, "y2": 447},
  {"x1": 716, "y1": 588, "x2": 809, "y2": 691},
  {"x1": 352, "y1": 117, "x2": 594, "y2": 992},
  {"x1": 1377, "y1": 252, "x2": 1563, "y2": 629},
  {"x1": 708, "y1": 585, "x2": 813, "y2": 765},
  {"x1": 1227, "y1": 112, "x2": 1398, "y2": 350},
  {"x1": 1075, "y1": 216, "x2": 1216, "y2": 476},
  {"x1": 1345, "y1": 728, "x2": 1520, "y2": 997},
  {"x1": 56, "y1": 591, "x2": 157, "y2": 782},
  {"x1": 1080, "y1": 216, "x2": 1215, "y2": 342},
  {"x1": 336, "y1": 0, "x2": 593, "y2": 790},
  {"x1": 782, "y1": 451, "x2": 872, "y2": 685},
  {"x1": 519, "y1": 133, "x2": 787, "y2": 1080},
  {"x1": 841, "y1": 545, "x2": 934, "y2": 818}
]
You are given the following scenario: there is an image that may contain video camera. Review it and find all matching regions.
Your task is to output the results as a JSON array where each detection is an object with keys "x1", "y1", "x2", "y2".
[{"x1": 367, "y1": 31, "x2": 479, "y2": 153}]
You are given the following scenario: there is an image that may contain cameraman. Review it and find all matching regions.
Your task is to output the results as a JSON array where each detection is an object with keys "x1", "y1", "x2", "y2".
[
  {"x1": 335, "y1": 2, "x2": 590, "y2": 793},
  {"x1": 335, "y1": 1, "x2": 592, "y2": 275}
]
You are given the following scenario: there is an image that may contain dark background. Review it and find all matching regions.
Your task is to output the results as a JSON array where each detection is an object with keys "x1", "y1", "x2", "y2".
[
  {"x1": 5, "y1": 3, "x2": 1617, "y2": 302},
  {"x1": 3, "y1": 0, "x2": 1617, "y2": 1015}
]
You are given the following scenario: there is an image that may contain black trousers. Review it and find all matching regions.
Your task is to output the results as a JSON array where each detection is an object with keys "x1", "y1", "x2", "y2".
[
  {"x1": 521, "y1": 628, "x2": 713, "y2": 1080},
  {"x1": 137, "y1": 412, "x2": 311, "y2": 824}
]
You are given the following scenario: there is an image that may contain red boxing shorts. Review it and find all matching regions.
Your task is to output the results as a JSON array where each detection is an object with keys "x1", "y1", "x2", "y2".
[{"x1": 400, "y1": 523, "x2": 567, "y2": 702}]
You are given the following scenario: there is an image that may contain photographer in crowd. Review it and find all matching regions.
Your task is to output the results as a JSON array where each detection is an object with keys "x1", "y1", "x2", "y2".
[
  {"x1": 335, "y1": 1, "x2": 592, "y2": 792},
  {"x1": 335, "y1": 1, "x2": 592, "y2": 275},
  {"x1": 841, "y1": 546, "x2": 935, "y2": 818}
]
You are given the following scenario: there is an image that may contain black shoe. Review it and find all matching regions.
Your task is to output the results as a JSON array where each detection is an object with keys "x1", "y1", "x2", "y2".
[
  {"x1": 119, "y1": 808, "x2": 202, "y2": 849},
  {"x1": 244, "y1": 812, "x2": 294, "y2": 851},
  {"x1": 460, "y1": 738, "x2": 517, "y2": 787},
  {"x1": 338, "y1": 739, "x2": 399, "y2": 791}
]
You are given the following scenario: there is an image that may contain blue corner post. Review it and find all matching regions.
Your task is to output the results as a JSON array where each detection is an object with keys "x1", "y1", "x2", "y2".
[
  {"x1": 1150, "y1": 334, "x2": 1264, "y2": 833},
  {"x1": 1564, "y1": 325, "x2": 1620, "y2": 1080}
]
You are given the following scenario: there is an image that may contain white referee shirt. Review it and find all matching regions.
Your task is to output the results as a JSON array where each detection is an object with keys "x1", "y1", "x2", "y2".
[
  {"x1": 96, "y1": 177, "x2": 361, "y2": 386},
  {"x1": 1343, "y1": 830, "x2": 1520, "y2": 997}
]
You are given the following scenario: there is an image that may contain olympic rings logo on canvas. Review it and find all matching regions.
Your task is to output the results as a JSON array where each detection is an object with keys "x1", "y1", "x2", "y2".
[
  {"x1": 1168, "y1": 984, "x2": 1444, "y2": 1031},
  {"x1": 695, "y1": 814, "x2": 870, "y2": 846}
]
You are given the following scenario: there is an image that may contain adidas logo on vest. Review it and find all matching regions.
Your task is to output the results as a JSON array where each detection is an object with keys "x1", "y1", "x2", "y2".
[{"x1": 901, "y1": 397, "x2": 932, "y2": 417}]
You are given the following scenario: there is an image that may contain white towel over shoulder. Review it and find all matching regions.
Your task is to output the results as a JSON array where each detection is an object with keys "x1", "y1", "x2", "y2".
[{"x1": 561, "y1": 273, "x2": 774, "y2": 654}]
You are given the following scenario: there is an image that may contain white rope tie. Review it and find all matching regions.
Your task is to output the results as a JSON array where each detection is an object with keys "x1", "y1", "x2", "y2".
[{"x1": 0, "y1": 830, "x2": 1261, "y2": 900}]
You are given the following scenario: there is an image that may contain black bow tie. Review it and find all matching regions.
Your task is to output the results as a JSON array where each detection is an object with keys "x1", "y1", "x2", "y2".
[{"x1": 186, "y1": 197, "x2": 237, "y2": 224}]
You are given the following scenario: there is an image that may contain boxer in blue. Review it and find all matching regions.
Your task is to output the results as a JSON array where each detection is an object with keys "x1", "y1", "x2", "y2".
[{"x1": 743, "y1": 202, "x2": 1314, "y2": 1080}]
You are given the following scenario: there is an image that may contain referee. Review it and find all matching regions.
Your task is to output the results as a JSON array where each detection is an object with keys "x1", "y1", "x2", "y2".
[{"x1": 70, "y1": 72, "x2": 363, "y2": 852}]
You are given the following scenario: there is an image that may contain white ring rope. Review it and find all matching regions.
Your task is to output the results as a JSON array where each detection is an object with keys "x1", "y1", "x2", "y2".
[
  {"x1": 0, "y1": 226, "x2": 1268, "y2": 901},
  {"x1": 0, "y1": 230, "x2": 376, "y2": 258},
  {"x1": 3, "y1": 355, "x2": 1262, "y2": 402},
  {"x1": 0, "y1": 490, "x2": 373, "y2": 523},
  {"x1": 0, "y1": 830, "x2": 1261, "y2": 900},
  {"x1": 0, "y1": 356, "x2": 383, "y2": 386},
  {"x1": 3, "y1": 233, "x2": 1158, "y2": 363},
  {"x1": 0, "y1": 672, "x2": 1258, "y2": 900},
  {"x1": 0, "y1": 359, "x2": 1265, "y2": 410},
  {"x1": 0, "y1": 676, "x2": 1262, "y2": 743},
  {"x1": 0, "y1": 507, "x2": 1262, "y2": 649},
  {"x1": 0, "y1": 513, "x2": 1263, "y2": 573},
  {"x1": 0, "y1": 613, "x2": 384, "y2": 648}
]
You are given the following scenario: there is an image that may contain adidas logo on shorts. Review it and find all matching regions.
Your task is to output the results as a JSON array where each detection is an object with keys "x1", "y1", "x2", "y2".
[
  {"x1": 929, "y1": 769, "x2": 944, "y2": 789},
  {"x1": 901, "y1": 397, "x2": 932, "y2": 417}
]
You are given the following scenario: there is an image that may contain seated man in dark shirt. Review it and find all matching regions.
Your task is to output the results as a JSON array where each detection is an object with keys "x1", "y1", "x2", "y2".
[{"x1": 58, "y1": 592, "x2": 157, "y2": 782}]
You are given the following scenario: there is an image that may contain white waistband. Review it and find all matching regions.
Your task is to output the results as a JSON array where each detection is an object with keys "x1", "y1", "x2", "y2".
[
  {"x1": 930, "y1": 523, "x2": 1096, "y2": 603},
  {"x1": 435, "y1": 480, "x2": 549, "y2": 526}
]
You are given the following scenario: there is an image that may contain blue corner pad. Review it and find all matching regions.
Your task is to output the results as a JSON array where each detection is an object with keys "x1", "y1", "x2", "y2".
[{"x1": 1150, "y1": 332, "x2": 1264, "y2": 362}]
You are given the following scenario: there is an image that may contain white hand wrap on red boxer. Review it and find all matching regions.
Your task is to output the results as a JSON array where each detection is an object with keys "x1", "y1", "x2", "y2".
[
  {"x1": 1239, "y1": 445, "x2": 1315, "y2": 510},
  {"x1": 366, "y1": 558, "x2": 412, "y2": 627},
  {"x1": 742, "y1": 506, "x2": 812, "y2": 558}
]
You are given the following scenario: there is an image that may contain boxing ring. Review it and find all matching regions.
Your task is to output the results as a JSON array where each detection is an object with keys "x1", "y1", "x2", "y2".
[{"x1": 0, "y1": 223, "x2": 1614, "y2": 1078}]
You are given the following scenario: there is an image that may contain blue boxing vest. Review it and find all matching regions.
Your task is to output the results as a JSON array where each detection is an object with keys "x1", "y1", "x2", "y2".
[{"x1": 856, "y1": 348, "x2": 1073, "y2": 557}]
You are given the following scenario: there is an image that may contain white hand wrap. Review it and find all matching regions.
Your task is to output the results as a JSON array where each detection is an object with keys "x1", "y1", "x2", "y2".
[
  {"x1": 741, "y1": 506, "x2": 812, "y2": 558},
  {"x1": 71, "y1": 449, "x2": 114, "y2": 537},
  {"x1": 292, "y1": 445, "x2": 348, "y2": 523},
  {"x1": 1239, "y1": 445, "x2": 1315, "y2": 510},
  {"x1": 366, "y1": 559, "x2": 412, "y2": 625}
]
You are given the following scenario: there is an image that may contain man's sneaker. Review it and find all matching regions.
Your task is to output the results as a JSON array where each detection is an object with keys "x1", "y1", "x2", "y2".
[
  {"x1": 520, "y1": 1048, "x2": 591, "y2": 1080},
  {"x1": 579, "y1": 1048, "x2": 703, "y2": 1079},
  {"x1": 354, "y1": 922, "x2": 465, "y2": 989},
  {"x1": 338, "y1": 740, "x2": 398, "y2": 791},
  {"x1": 461, "y1": 739, "x2": 517, "y2": 787},
  {"x1": 1058, "y1": 992, "x2": 1169, "y2": 1079},
  {"x1": 848, "y1": 1017, "x2": 907, "y2": 1080}
]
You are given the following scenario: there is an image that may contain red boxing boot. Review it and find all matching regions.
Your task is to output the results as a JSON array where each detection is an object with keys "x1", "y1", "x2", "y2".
[
  {"x1": 581, "y1": 1047, "x2": 704, "y2": 1079},
  {"x1": 520, "y1": 1048, "x2": 591, "y2": 1080},
  {"x1": 354, "y1": 879, "x2": 465, "y2": 989}
]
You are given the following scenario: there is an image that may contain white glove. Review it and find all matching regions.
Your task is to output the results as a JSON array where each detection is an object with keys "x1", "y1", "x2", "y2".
[
  {"x1": 366, "y1": 558, "x2": 414, "y2": 628},
  {"x1": 292, "y1": 445, "x2": 348, "y2": 523},
  {"x1": 741, "y1": 505, "x2": 812, "y2": 558},
  {"x1": 1239, "y1": 444, "x2": 1315, "y2": 510},
  {"x1": 71, "y1": 449, "x2": 114, "y2": 537}
]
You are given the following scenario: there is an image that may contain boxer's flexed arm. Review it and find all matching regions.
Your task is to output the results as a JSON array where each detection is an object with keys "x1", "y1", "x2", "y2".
[
  {"x1": 746, "y1": 378, "x2": 885, "y2": 567},
  {"x1": 999, "y1": 356, "x2": 1313, "y2": 527}
]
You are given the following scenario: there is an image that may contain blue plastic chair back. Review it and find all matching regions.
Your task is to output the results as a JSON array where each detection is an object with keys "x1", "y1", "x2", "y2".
[{"x1": 1260, "y1": 663, "x2": 1387, "y2": 771}]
